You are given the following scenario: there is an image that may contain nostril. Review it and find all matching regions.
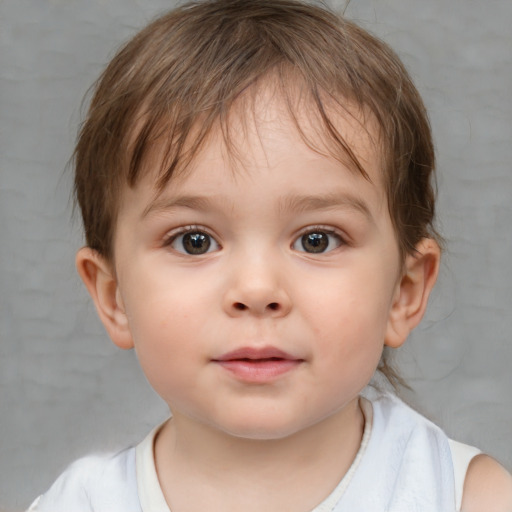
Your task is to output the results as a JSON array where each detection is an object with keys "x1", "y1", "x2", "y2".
[
  {"x1": 234, "y1": 302, "x2": 247, "y2": 311},
  {"x1": 268, "y1": 302, "x2": 279, "y2": 311}
]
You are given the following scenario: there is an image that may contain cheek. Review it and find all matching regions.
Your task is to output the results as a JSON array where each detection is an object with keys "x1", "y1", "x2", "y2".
[
  {"x1": 306, "y1": 272, "x2": 393, "y2": 334},
  {"x1": 120, "y1": 281, "x2": 199, "y2": 376},
  {"x1": 123, "y1": 263, "x2": 205, "y2": 333},
  {"x1": 131, "y1": 313, "x2": 199, "y2": 405},
  {"x1": 300, "y1": 264, "x2": 395, "y2": 367}
]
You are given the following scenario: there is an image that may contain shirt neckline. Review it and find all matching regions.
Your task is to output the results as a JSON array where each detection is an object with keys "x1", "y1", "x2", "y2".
[
  {"x1": 309, "y1": 396, "x2": 373, "y2": 512},
  {"x1": 135, "y1": 397, "x2": 373, "y2": 512}
]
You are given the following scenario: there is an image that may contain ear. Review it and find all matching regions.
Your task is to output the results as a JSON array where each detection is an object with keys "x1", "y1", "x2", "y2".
[
  {"x1": 385, "y1": 238, "x2": 440, "y2": 348},
  {"x1": 76, "y1": 247, "x2": 134, "y2": 350}
]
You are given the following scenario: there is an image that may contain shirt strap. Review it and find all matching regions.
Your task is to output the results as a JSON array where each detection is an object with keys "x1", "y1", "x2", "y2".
[
  {"x1": 448, "y1": 438, "x2": 481, "y2": 511},
  {"x1": 310, "y1": 397, "x2": 373, "y2": 512},
  {"x1": 136, "y1": 421, "x2": 172, "y2": 512}
]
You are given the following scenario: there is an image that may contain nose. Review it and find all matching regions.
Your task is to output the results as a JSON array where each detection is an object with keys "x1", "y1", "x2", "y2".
[{"x1": 222, "y1": 257, "x2": 292, "y2": 318}]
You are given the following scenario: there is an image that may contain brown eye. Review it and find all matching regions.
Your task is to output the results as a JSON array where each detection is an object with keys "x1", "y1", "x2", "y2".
[
  {"x1": 183, "y1": 232, "x2": 210, "y2": 254},
  {"x1": 170, "y1": 231, "x2": 219, "y2": 255},
  {"x1": 293, "y1": 230, "x2": 343, "y2": 254},
  {"x1": 302, "y1": 232, "x2": 328, "y2": 253}
]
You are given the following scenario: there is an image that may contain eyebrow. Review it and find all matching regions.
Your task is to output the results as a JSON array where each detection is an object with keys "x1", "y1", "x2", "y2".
[
  {"x1": 142, "y1": 191, "x2": 374, "y2": 222},
  {"x1": 142, "y1": 195, "x2": 213, "y2": 218},
  {"x1": 277, "y1": 192, "x2": 374, "y2": 221}
]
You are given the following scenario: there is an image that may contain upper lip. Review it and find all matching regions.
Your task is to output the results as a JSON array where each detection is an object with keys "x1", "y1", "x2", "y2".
[{"x1": 213, "y1": 346, "x2": 300, "y2": 361}]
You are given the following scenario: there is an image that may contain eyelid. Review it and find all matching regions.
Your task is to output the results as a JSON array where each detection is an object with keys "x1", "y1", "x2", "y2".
[
  {"x1": 295, "y1": 225, "x2": 347, "y2": 241},
  {"x1": 292, "y1": 225, "x2": 347, "y2": 253},
  {"x1": 163, "y1": 224, "x2": 214, "y2": 241},
  {"x1": 163, "y1": 225, "x2": 221, "y2": 254}
]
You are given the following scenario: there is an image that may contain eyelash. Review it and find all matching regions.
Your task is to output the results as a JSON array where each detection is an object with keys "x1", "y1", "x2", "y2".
[
  {"x1": 162, "y1": 225, "x2": 347, "y2": 256},
  {"x1": 292, "y1": 226, "x2": 346, "y2": 254},
  {"x1": 163, "y1": 225, "x2": 220, "y2": 255},
  {"x1": 162, "y1": 225, "x2": 346, "y2": 256}
]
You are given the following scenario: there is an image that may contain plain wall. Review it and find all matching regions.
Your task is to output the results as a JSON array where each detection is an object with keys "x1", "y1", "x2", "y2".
[{"x1": 1, "y1": 0, "x2": 511, "y2": 509}]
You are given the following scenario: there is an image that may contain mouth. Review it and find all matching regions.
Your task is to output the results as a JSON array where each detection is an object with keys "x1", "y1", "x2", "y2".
[{"x1": 212, "y1": 346, "x2": 303, "y2": 382}]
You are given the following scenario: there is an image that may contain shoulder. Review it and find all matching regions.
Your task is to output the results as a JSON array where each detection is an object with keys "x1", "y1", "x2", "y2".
[
  {"x1": 30, "y1": 448, "x2": 139, "y2": 512},
  {"x1": 461, "y1": 454, "x2": 512, "y2": 512}
]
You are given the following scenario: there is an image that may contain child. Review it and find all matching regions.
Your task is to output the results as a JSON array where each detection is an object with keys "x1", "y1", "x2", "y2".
[{"x1": 29, "y1": 0, "x2": 512, "y2": 510}]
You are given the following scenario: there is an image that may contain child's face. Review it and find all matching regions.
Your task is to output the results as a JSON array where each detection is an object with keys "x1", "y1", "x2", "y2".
[{"x1": 92, "y1": 95, "x2": 408, "y2": 439}]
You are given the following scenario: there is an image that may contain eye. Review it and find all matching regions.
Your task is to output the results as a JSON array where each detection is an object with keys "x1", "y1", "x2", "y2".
[
  {"x1": 167, "y1": 229, "x2": 220, "y2": 255},
  {"x1": 292, "y1": 229, "x2": 343, "y2": 254}
]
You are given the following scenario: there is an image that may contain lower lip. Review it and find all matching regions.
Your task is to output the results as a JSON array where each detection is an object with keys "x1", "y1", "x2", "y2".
[{"x1": 214, "y1": 358, "x2": 302, "y2": 382}]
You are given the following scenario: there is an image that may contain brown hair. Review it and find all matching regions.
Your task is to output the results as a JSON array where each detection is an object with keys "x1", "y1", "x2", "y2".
[{"x1": 74, "y1": 0, "x2": 438, "y2": 387}]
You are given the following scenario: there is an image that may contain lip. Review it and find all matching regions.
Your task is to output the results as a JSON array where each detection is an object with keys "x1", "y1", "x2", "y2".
[{"x1": 212, "y1": 346, "x2": 303, "y2": 383}]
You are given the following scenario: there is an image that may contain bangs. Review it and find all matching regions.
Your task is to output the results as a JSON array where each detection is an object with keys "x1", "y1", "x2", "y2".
[{"x1": 127, "y1": 65, "x2": 373, "y2": 193}]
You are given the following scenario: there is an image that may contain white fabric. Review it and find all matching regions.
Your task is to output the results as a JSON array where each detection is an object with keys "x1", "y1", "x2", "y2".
[
  {"x1": 448, "y1": 439, "x2": 482, "y2": 511},
  {"x1": 28, "y1": 447, "x2": 140, "y2": 511},
  {"x1": 311, "y1": 397, "x2": 373, "y2": 512},
  {"x1": 136, "y1": 423, "x2": 170, "y2": 512},
  {"x1": 331, "y1": 393, "x2": 456, "y2": 511},
  {"x1": 28, "y1": 392, "x2": 480, "y2": 512}
]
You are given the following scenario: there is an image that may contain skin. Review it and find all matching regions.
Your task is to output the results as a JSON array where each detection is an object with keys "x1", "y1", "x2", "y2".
[
  {"x1": 77, "y1": 90, "x2": 511, "y2": 511},
  {"x1": 461, "y1": 455, "x2": 512, "y2": 511}
]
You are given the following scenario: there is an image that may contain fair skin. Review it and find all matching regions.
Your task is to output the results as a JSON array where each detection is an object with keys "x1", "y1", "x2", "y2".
[
  {"x1": 462, "y1": 455, "x2": 512, "y2": 511},
  {"x1": 77, "y1": 92, "x2": 511, "y2": 511}
]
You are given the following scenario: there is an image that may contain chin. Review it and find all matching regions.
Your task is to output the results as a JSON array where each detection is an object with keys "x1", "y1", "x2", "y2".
[
  {"x1": 210, "y1": 412, "x2": 312, "y2": 441},
  {"x1": 225, "y1": 425, "x2": 302, "y2": 441}
]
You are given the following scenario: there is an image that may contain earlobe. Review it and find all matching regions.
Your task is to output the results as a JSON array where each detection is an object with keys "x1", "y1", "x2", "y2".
[
  {"x1": 75, "y1": 247, "x2": 134, "y2": 350},
  {"x1": 385, "y1": 238, "x2": 440, "y2": 348}
]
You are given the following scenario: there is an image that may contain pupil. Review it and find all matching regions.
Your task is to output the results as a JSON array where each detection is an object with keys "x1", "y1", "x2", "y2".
[
  {"x1": 183, "y1": 232, "x2": 210, "y2": 254},
  {"x1": 302, "y1": 232, "x2": 328, "y2": 253}
]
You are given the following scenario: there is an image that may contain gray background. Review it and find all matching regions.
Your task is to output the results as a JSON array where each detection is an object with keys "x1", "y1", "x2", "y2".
[{"x1": 1, "y1": 0, "x2": 511, "y2": 510}]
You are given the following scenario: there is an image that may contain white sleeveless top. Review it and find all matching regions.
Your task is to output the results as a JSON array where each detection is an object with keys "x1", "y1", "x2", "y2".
[{"x1": 29, "y1": 393, "x2": 480, "y2": 512}]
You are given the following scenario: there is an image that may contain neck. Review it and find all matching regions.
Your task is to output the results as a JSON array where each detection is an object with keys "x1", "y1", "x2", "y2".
[{"x1": 154, "y1": 398, "x2": 365, "y2": 512}]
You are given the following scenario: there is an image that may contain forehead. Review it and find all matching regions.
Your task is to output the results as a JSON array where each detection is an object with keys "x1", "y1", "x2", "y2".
[
  {"x1": 139, "y1": 81, "x2": 384, "y2": 192},
  {"x1": 119, "y1": 87, "x2": 388, "y2": 223}
]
